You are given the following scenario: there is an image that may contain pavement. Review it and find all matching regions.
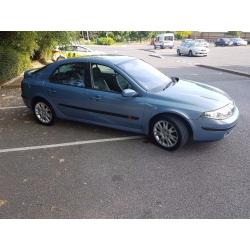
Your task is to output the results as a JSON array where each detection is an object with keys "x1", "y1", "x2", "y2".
[{"x1": 0, "y1": 45, "x2": 250, "y2": 218}]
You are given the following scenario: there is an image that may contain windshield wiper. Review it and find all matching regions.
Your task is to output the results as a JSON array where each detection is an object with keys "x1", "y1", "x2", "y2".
[
  {"x1": 163, "y1": 81, "x2": 173, "y2": 90},
  {"x1": 163, "y1": 77, "x2": 179, "y2": 90}
]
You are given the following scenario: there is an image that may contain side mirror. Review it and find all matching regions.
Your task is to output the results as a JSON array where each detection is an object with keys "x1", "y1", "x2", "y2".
[{"x1": 122, "y1": 89, "x2": 138, "y2": 97}]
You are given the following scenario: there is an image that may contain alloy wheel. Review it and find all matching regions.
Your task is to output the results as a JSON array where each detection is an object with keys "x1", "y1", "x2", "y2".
[
  {"x1": 34, "y1": 102, "x2": 53, "y2": 124},
  {"x1": 153, "y1": 120, "x2": 179, "y2": 148}
]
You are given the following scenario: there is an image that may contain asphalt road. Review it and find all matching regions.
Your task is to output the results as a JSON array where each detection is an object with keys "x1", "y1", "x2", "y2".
[
  {"x1": 0, "y1": 45, "x2": 250, "y2": 218},
  {"x1": 90, "y1": 43, "x2": 250, "y2": 73}
]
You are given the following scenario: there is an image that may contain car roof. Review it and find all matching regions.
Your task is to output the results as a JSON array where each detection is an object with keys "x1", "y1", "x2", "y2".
[
  {"x1": 184, "y1": 41, "x2": 206, "y2": 47},
  {"x1": 52, "y1": 55, "x2": 136, "y2": 67},
  {"x1": 156, "y1": 33, "x2": 174, "y2": 36}
]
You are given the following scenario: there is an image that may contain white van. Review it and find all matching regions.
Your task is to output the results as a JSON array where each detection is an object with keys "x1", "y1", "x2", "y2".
[{"x1": 154, "y1": 33, "x2": 175, "y2": 49}]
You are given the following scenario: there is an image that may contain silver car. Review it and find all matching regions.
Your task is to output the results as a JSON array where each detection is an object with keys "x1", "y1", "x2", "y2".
[
  {"x1": 230, "y1": 38, "x2": 248, "y2": 46},
  {"x1": 195, "y1": 39, "x2": 209, "y2": 48},
  {"x1": 177, "y1": 41, "x2": 209, "y2": 56}
]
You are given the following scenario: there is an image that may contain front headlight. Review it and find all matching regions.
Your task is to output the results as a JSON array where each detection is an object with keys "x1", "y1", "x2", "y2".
[{"x1": 202, "y1": 103, "x2": 235, "y2": 120}]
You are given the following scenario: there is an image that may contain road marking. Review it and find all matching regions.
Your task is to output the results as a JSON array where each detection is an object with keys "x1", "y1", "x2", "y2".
[
  {"x1": 0, "y1": 106, "x2": 26, "y2": 110},
  {"x1": 149, "y1": 54, "x2": 164, "y2": 58},
  {"x1": 0, "y1": 136, "x2": 143, "y2": 154}
]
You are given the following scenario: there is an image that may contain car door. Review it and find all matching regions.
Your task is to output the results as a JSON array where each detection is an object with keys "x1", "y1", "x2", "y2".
[
  {"x1": 182, "y1": 42, "x2": 190, "y2": 54},
  {"x1": 46, "y1": 62, "x2": 95, "y2": 120},
  {"x1": 215, "y1": 39, "x2": 220, "y2": 46},
  {"x1": 179, "y1": 42, "x2": 186, "y2": 54},
  {"x1": 85, "y1": 63, "x2": 145, "y2": 131}
]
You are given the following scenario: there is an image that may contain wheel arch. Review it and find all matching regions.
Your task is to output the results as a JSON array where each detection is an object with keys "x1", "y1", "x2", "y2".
[
  {"x1": 148, "y1": 112, "x2": 193, "y2": 138},
  {"x1": 31, "y1": 96, "x2": 52, "y2": 109}
]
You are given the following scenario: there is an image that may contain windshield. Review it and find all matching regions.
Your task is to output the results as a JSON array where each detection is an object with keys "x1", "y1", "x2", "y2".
[
  {"x1": 117, "y1": 59, "x2": 171, "y2": 91},
  {"x1": 188, "y1": 41, "x2": 203, "y2": 47},
  {"x1": 194, "y1": 42, "x2": 204, "y2": 47}
]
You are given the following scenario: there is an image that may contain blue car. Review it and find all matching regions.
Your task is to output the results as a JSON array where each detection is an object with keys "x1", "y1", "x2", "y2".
[
  {"x1": 214, "y1": 38, "x2": 233, "y2": 47},
  {"x1": 21, "y1": 56, "x2": 239, "y2": 150}
]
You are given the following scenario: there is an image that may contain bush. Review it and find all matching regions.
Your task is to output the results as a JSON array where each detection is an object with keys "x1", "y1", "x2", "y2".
[
  {"x1": 97, "y1": 37, "x2": 115, "y2": 45},
  {"x1": 0, "y1": 46, "x2": 31, "y2": 84}
]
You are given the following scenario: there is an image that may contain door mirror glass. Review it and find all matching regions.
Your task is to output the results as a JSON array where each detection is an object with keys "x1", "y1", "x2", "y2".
[{"x1": 122, "y1": 89, "x2": 138, "y2": 97}]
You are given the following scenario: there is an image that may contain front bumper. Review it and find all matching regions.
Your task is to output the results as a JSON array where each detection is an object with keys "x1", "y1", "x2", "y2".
[
  {"x1": 193, "y1": 51, "x2": 208, "y2": 56},
  {"x1": 191, "y1": 106, "x2": 239, "y2": 141}
]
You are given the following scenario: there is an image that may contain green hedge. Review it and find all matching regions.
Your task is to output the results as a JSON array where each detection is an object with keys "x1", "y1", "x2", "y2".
[
  {"x1": 0, "y1": 46, "x2": 31, "y2": 84},
  {"x1": 97, "y1": 37, "x2": 115, "y2": 45}
]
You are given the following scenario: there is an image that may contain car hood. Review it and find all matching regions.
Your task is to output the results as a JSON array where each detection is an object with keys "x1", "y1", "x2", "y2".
[{"x1": 151, "y1": 79, "x2": 232, "y2": 111}]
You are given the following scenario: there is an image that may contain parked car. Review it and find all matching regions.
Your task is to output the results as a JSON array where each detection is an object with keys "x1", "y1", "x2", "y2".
[
  {"x1": 154, "y1": 33, "x2": 175, "y2": 49},
  {"x1": 51, "y1": 45, "x2": 105, "y2": 61},
  {"x1": 21, "y1": 56, "x2": 239, "y2": 151},
  {"x1": 195, "y1": 39, "x2": 209, "y2": 47},
  {"x1": 214, "y1": 38, "x2": 233, "y2": 46},
  {"x1": 230, "y1": 38, "x2": 248, "y2": 46},
  {"x1": 183, "y1": 39, "x2": 193, "y2": 43},
  {"x1": 177, "y1": 41, "x2": 209, "y2": 56}
]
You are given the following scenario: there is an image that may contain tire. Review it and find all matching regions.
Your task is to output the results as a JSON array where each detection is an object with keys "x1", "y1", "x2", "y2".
[
  {"x1": 154, "y1": 45, "x2": 157, "y2": 49},
  {"x1": 188, "y1": 50, "x2": 193, "y2": 57},
  {"x1": 33, "y1": 99, "x2": 55, "y2": 126},
  {"x1": 177, "y1": 49, "x2": 181, "y2": 56},
  {"x1": 150, "y1": 115, "x2": 189, "y2": 151},
  {"x1": 161, "y1": 45, "x2": 165, "y2": 49},
  {"x1": 170, "y1": 46, "x2": 173, "y2": 49}
]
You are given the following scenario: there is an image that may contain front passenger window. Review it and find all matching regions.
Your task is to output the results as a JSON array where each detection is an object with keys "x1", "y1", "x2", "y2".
[
  {"x1": 116, "y1": 73, "x2": 131, "y2": 90},
  {"x1": 91, "y1": 64, "x2": 132, "y2": 93}
]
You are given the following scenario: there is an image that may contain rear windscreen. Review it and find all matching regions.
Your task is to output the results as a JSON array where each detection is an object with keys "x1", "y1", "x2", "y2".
[
  {"x1": 31, "y1": 65, "x2": 49, "y2": 75},
  {"x1": 164, "y1": 36, "x2": 173, "y2": 41}
]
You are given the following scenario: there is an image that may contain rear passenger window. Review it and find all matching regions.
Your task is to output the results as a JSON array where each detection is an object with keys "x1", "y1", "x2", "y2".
[{"x1": 49, "y1": 63, "x2": 91, "y2": 88}]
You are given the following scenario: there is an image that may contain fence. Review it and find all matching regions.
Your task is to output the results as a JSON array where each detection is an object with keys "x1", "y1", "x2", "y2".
[{"x1": 190, "y1": 32, "x2": 250, "y2": 42}]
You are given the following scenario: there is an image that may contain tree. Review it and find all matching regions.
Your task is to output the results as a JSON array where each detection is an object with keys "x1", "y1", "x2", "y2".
[
  {"x1": 0, "y1": 31, "x2": 38, "y2": 55},
  {"x1": 36, "y1": 31, "x2": 79, "y2": 59},
  {"x1": 226, "y1": 31, "x2": 241, "y2": 37},
  {"x1": 0, "y1": 31, "x2": 80, "y2": 83},
  {"x1": 175, "y1": 31, "x2": 192, "y2": 39},
  {"x1": 0, "y1": 31, "x2": 79, "y2": 60}
]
